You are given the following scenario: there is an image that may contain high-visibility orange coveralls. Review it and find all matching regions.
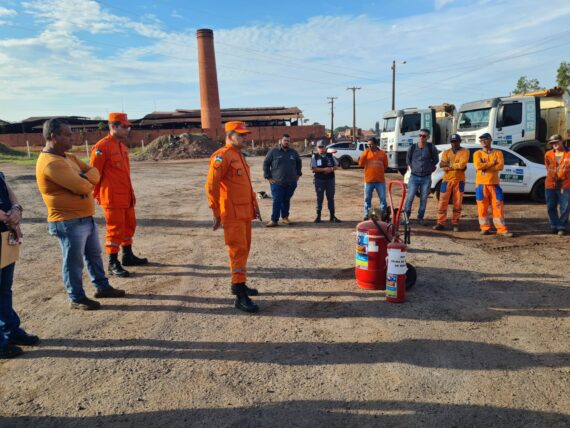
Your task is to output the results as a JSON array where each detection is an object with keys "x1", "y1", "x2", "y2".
[
  {"x1": 437, "y1": 147, "x2": 469, "y2": 226},
  {"x1": 206, "y1": 143, "x2": 259, "y2": 284},
  {"x1": 90, "y1": 134, "x2": 137, "y2": 254},
  {"x1": 473, "y1": 149, "x2": 508, "y2": 234}
]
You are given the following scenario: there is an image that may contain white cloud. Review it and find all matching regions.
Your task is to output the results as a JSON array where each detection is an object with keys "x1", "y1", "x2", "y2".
[
  {"x1": 0, "y1": 0, "x2": 569, "y2": 126},
  {"x1": 435, "y1": 0, "x2": 455, "y2": 10}
]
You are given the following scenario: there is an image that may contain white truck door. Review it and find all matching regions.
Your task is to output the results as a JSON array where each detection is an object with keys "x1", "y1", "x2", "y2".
[{"x1": 494, "y1": 100, "x2": 528, "y2": 147}]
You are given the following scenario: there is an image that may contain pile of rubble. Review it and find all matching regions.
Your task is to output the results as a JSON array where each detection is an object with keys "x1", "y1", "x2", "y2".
[{"x1": 133, "y1": 133, "x2": 221, "y2": 161}]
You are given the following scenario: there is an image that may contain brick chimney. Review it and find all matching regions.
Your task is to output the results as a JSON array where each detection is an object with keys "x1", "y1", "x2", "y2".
[{"x1": 196, "y1": 29, "x2": 222, "y2": 135}]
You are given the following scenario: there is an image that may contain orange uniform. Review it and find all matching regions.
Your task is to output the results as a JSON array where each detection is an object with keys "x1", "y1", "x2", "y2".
[
  {"x1": 474, "y1": 149, "x2": 508, "y2": 233},
  {"x1": 358, "y1": 148, "x2": 388, "y2": 182},
  {"x1": 90, "y1": 134, "x2": 137, "y2": 254},
  {"x1": 545, "y1": 149, "x2": 570, "y2": 189},
  {"x1": 437, "y1": 148, "x2": 469, "y2": 226},
  {"x1": 206, "y1": 143, "x2": 259, "y2": 284}
]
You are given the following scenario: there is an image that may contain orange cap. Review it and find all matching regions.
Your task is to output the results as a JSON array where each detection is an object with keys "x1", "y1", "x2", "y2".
[
  {"x1": 225, "y1": 121, "x2": 251, "y2": 134},
  {"x1": 108, "y1": 112, "x2": 132, "y2": 126}
]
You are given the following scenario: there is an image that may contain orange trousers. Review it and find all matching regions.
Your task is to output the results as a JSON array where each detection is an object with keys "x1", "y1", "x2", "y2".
[
  {"x1": 475, "y1": 184, "x2": 508, "y2": 234},
  {"x1": 223, "y1": 221, "x2": 252, "y2": 284},
  {"x1": 103, "y1": 206, "x2": 136, "y2": 254},
  {"x1": 437, "y1": 180, "x2": 465, "y2": 225}
]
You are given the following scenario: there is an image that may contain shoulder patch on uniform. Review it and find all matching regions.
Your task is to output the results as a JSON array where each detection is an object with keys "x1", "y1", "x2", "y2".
[
  {"x1": 214, "y1": 155, "x2": 223, "y2": 163},
  {"x1": 95, "y1": 149, "x2": 103, "y2": 156}
]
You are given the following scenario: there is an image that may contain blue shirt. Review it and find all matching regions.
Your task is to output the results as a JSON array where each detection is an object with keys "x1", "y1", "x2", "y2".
[{"x1": 406, "y1": 143, "x2": 439, "y2": 177}]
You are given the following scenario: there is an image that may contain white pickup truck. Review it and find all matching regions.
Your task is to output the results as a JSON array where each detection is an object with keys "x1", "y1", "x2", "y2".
[{"x1": 326, "y1": 141, "x2": 369, "y2": 169}]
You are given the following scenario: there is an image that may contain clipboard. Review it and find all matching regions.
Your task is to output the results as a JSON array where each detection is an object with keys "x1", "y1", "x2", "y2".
[{"x1": 1, "y1": 231, "x2": 20, "y2": 268}]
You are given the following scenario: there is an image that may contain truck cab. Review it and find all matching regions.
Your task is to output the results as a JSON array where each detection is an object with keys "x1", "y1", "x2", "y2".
[
  {"x1": 457, "y1": 96, "x2": 544, "y2": 163},
  {"x1": 381, "y1": 108, "x2": 435, "y2": 175}
]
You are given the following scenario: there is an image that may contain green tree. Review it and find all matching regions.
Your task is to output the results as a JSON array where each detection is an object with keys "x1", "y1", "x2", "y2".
[
  {"x1": 374, "y1": 121, "x2": 380, "y2": 136},
  {"x1": 334, "y1": 125, "x2": 350, "y2": 134},
  {"x1": 556, "y1": 61, "x2": 570, "y2": 92},
  {"x1": 513, "y1": 76, "x2": 543, "y2": 94}
]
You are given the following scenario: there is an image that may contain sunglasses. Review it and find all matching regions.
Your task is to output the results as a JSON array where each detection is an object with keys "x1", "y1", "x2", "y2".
[{"x1": 419, "y1": 134, "x2": 429, "y2": 138}]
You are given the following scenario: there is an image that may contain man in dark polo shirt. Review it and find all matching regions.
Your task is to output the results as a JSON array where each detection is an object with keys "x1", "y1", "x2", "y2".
[
  {"x1": 404, "y1": 128, "x2": 439, "y2": 225},
  {"x1": 263, "y1": 134, "x2": 302, "y2": 226}
]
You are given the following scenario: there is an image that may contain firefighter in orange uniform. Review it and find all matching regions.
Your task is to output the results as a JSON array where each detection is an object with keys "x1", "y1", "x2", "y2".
[
  {"x1": 206, "y1": 121, "x2": 261, "y2": 313},
  {"x1": 90, "y1": 113, "x2": 148, "y2": 278},
  {"x1": 473, "y1": 133, "x2": 513, "y2": 237},
  {"x1": 433, "y1": 133, "x2": 469, "y2": 232}
]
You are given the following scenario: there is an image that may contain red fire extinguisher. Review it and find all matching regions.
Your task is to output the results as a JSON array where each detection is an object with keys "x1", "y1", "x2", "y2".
[
  {"x1": 384, "y1": 180, "x2": 416, "y2": 303},
  {"x1": 385, "y1": 241, "x2": 407, "y2": 303},
  {"x1": 355, "y1": 180, "x2": 416, "y2": 296},
  {"x1": 355, "y1": 220, "x2": 391, "y2": 290}
]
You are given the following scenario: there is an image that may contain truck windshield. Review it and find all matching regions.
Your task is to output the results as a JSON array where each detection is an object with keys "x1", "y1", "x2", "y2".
[
  {"x1": 458, "y1": 108, "x2": 491, "y2": 131},
  {"x1": 382, "y1": 117, "x2": 396, "y2": 132}
]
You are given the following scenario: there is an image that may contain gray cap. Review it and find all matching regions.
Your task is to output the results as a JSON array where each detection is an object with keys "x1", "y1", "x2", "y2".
[
  {"x1": 316, "y1": 140, "x2": 327, "y2": 147},
  {"x1": 548, "y1": 134, "x2": 563, "y2": 143}
]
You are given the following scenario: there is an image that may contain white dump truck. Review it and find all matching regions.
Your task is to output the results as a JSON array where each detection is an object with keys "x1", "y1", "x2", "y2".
[
  {"x1": 380, "y1": 103, "x2": 456, "y2": 175},
  {"x1": 456, "y1": 87, "x2": 570, "y2": 163}
]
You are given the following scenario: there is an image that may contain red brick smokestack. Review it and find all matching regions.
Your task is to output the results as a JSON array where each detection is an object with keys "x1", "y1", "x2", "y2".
[{"x1": 196, "y1": 28, "x2": 222, "y2": 133}]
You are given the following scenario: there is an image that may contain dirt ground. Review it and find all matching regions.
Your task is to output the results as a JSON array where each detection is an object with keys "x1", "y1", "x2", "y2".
[{"x1": 0, "y1": 156, "x2": 568, "y2": 427}]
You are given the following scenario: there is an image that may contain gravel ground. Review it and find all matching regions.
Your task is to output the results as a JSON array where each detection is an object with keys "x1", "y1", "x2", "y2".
[{"x1": 0, "y1": 157, "x2": 568, "y2": 427}]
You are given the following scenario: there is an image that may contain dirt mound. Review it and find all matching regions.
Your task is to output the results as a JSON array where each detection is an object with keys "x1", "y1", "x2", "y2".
[{"x1": 134, "y1": 133, "x2": 222, "y2": 161}]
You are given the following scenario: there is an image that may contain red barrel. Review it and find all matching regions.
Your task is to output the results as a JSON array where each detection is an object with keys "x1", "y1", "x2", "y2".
[
  {"x1": 385, "y1": 241, "x2": 407, "y2": 303},
  {"x1": 355, "y1": 220, "x2": 392, "y2": 290}
]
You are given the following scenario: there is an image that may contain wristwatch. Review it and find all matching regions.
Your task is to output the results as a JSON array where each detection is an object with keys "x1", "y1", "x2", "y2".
[{"x1": 11, "y1": 204, "x2": 23, "y2": 212}]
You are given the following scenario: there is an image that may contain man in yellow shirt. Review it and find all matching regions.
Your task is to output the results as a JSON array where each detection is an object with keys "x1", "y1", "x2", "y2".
[
  {"x1": 473, "y1": 133, "x2": 513, "y2": 237},
  {"x1": 36, "y1": 118, "x2": 125, "y2": 310},
  {"x1": 433, "y1": 134, "x2": 469, "y2": 232},
  {"x1": 358, "y1": 137, "x2": 388, "y2": 220}
]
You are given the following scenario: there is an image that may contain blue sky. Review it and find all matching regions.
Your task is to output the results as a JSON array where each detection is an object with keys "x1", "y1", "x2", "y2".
[{"x1": 0, "y1": 0, "x2": 569, "y2": 129}]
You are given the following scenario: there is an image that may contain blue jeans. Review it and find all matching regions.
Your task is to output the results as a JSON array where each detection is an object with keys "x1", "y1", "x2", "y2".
[
  {"x1": 0, "y1": 263, "x2": 26, "y2": 348},
  {"x1": 48, "y1": 217, "x2": 111, "y2": 302},
  {"x1": 363, "y1": 182, "x2": 387, "y2": 216},
  {"x1": 545, "y1": 188, "x2": 570, "y2": 231},
  {"x1": 270, "y1": 182, "x2": 297, "y2": 222},
  {"x1": 405, "y1": 174, "x2": 432, "y2": 219}
]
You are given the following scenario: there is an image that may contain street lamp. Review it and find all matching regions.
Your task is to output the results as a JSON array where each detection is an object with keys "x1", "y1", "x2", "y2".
[{"x1": 391, "y1": 60, "x2": 407, "y2": 111}]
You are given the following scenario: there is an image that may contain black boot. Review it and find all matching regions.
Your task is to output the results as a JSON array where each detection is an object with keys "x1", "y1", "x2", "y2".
[
  {"x1": 330, "y1": 212, "x2": 342, "y2": 223},
  {"x1": 121, "y1": 245, "x2": 148, "y2": 266},
  {"x1": 108, "y1": 253, "x2": 130, "y2": 277},
  {"x1": 232, "y1": 283, "x2": 259, "y2": 313},
  {"x1": 314, "y1": 211, "x2": 322, "y2": 223},
  {"x1": 231, "y1": 283, "x2": 259, "y2": 296}
]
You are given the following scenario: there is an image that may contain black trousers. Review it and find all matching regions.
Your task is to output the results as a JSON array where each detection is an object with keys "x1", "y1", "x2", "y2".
[{"x1": 314, "y1": 177, "x2": 335, "y2": 214}]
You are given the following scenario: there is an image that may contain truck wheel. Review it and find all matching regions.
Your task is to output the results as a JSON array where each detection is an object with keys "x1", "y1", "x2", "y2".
[
  {"x1": 340, "y1": 157, "x2": 352, "y2": 169},
  {"x1": 398, "y1": 168, "x2": 407, "y2": 176},
  {"x1": 405, "y1": 263, "x2": 417, "y2": 290},
  {"x1": 530, "y1": 178, "x2": 545, "y2": 203}
]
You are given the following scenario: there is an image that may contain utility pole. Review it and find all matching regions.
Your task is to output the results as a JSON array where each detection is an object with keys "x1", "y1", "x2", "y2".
[
  {"x1": 391, "y1": 60, "x2": 406, "y2": 111},
  {"x1": 327, "y1": 97, "x2": 337, "y2": 142},
  {"x1": 347, "y1": 87, "x2": 361, "y2": 142},
  {"x1": 391, "y1": 60, "x2": 396, "y2": 111}
]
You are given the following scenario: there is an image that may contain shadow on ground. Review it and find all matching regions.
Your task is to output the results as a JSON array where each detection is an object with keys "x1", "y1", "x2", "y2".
[{"x1": 2, "y1": 399, "x2": 568, "y2": 427}]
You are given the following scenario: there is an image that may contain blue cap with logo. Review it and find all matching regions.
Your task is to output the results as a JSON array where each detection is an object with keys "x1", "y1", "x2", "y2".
[
  {"x1": 479, "y1": 132, "x2": 492, "y2": 140},
  {"x1": 450, "y1": 133, "x2": 461, "y2": 142}
]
